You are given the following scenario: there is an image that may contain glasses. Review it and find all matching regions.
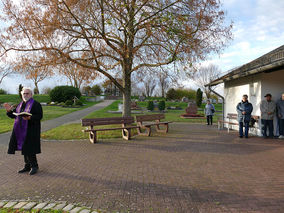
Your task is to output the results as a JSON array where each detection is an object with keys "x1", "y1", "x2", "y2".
[{"x1": 23, "y1": 93, "x2": 30, "y2": 95}]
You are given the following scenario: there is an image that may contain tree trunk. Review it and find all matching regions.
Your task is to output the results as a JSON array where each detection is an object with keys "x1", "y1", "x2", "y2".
[
  {"x1": 123, "y1": 71, "x2": 131, "y2": 117},
  {"x1": 34, "y1": 82, "x2": 39, "y2": 94},
  {"x1": 161, "y1": 85, "x2": 165, "y2": 98}
]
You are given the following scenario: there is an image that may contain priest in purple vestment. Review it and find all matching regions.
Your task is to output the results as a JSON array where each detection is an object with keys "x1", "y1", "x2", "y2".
[{"x1": 4, "y1": 87, "x2": 43, "y2": 175}]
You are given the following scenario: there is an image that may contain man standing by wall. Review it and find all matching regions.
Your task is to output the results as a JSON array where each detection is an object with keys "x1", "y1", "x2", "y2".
[
  {"x1": 276, "y1": 93, "x2": 284, "y2": 139},
  {"x1": 3, "y1": 87, "x2": 43, "y2": 175},
  {"x1": 260, "y1": 94, "x2": 276, "y2": 139},
  {"x1": 236, "y1": 94, "x2": 253, "y2": 138}
]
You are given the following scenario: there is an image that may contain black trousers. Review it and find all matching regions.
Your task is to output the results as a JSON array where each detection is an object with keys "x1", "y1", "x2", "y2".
[
  {"x1": 24, "y1": 154, "x2": 38, "y2": 168},
  {"x1": 261, "y1": 119, "x2": 274, "y2": 137},
  {"x1": 207, "y1": 115, "x2": 213, "y2": 125},
  {"x1": 239, "y1": 122, "x2": 249, "y2": 137},
  {"x1": 279, "y1": 119, "x2": 284, "y2": 136}
]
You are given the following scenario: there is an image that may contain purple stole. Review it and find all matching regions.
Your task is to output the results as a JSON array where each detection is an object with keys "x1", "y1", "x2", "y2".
[{"x1": 13, "y1": 98, "x2": 34, "y2": 150}]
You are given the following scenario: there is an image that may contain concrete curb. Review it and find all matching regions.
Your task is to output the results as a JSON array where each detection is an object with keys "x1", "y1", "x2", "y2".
[{"x1": 0, "y1": 200, "x2": 99, "y2": 213}]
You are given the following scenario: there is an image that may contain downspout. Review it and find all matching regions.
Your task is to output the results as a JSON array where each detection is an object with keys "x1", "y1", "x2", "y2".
[{"x1": 208, "y1": 84, "x2": 225, "y2": 128}]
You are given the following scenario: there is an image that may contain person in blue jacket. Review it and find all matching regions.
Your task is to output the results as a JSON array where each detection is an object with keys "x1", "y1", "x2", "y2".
[{"x1": 236, "y1": 94, "x2": 253, "y2": 138}]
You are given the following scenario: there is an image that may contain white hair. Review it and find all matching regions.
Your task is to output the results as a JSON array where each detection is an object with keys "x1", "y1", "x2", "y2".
[{"x1": 21, "y1": 87, "x2": 33, "y2": 96}]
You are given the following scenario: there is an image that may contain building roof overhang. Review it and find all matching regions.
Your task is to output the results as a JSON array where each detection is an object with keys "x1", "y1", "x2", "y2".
[{"x1": 207, "y1": 45, "x2": 284, "y2": 87}]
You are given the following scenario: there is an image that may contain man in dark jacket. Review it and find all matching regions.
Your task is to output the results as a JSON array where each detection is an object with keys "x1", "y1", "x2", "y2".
[
  {"x1": 260, "y1": 94, "x2": 276, "y2": 138},
  {"x1": 276, "y1": 93, "x2": 284, "y2": 139},
  {"x1": 3, "y1": 87, "x2": 43, "y2": 175},
  {"x1": 236, "y1": 94, "x2": 253, "y2": 138}
]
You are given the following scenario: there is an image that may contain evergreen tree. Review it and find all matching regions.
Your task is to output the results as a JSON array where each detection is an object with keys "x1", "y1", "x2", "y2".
[{"x1": 196, "y1": 88, "x2": 203, "y2": 107}]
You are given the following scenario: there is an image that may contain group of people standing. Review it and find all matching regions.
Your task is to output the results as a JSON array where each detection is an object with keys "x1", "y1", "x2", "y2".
[
  {"x1": 204, "y1": 93, "x2": 284, "y2": 139},
  {"x1": 259, "y1": 93, "x2": 284, "y2": 139}
]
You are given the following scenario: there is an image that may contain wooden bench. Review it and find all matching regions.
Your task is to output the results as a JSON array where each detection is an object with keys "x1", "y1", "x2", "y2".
[
  {"x1": 218, "y1": 113, "x2": 259, "y2": 133},
  {"x1": 81, "y1": 117, "x2": 139, "y2": 143},
  {"x1": 135, "y1": 114, "x2": 172, "y2": 136}
]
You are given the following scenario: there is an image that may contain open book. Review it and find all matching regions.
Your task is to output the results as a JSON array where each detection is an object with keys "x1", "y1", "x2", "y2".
[{"x1": 13, "y1": 112, "x2": 32, "y2": 117}]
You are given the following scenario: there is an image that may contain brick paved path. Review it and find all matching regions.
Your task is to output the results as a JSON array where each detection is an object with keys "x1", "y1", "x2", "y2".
[{"x1": 0, "y1": 123, "x2": 284, "y2": 212}]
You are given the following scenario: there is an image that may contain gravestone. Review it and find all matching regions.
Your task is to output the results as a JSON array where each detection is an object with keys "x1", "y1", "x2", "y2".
[
  {"x1": 118, "y1": 103, "x2": 123, "y2": 112},
  {"x1": 180, "y1": 101, "x2": 203, "y2": 118},
  {"x1": 185, "y1": 102, "x2": 198, "y2": 114}
]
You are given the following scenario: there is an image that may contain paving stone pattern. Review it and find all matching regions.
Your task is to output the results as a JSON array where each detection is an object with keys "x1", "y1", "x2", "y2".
[
  {"x1": 0, "y1": 123, "x2": 284, "y2": 212},
  {"x1": 0, "y1": 200, "x2": 97, "y2": 212}
]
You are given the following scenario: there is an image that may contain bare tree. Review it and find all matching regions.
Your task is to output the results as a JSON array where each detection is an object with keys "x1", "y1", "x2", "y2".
[
  {"x1": 0, "y1": 0, "x2": 232, "y2": 116},
  {"x1": 154, "y1": 67, "x2": 174, "y2": 98},
  {"x1": 0, "y1": 65, "x2": 13, "y2": 86},
  {"x1": 13, "y1": 55, "x2": 53, "y2": 94},
  {"x1": 59, "y1": 62, "x2": 99, "y2": 89},
  {"x1": 190, "y1": 64, "x2": 221, "y2": 98},
  {"x1": 134, "y1": 69, "x2": 157, "y2": 97}
]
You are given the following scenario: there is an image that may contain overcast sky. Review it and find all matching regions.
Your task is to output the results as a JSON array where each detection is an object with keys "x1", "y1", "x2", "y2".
[{"x1": 1, "y1": 0, "x2": 284, "y2": 94}]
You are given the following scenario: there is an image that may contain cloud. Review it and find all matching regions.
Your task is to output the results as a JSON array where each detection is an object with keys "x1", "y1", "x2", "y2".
[{"x1": 206, "y1": 0, "x2": 284, "y2": 74}]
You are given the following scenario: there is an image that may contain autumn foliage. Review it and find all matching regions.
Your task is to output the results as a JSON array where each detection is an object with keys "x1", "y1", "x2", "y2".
[{"x1": 0, "y1": 0, "x2": 232, "y2": 116}]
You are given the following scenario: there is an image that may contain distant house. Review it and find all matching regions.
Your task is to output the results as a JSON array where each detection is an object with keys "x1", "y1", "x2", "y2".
[{"x1": 208, "y1": 45, "x2": 284, "y2": 136}]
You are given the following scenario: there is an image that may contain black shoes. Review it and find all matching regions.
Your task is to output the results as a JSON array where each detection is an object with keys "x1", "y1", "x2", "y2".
[
  {"x1": 18, "y1": 167, "x2": 38, "y2": 175},
  {"x1": 29, "y1": 167, "x2": 38, "y2": 175},
  {"x1": 18, "y1": 167, "x2": 31, "y2": 173}
]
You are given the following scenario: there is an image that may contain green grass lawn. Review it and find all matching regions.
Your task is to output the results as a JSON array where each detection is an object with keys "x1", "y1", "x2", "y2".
[
  {"x1": 41, "y1": 100, "x2": 222, "y2": 140},
  {"x1": 42, "y1": 100, "x2": 126, "y2": 140},
  {"x1": 0, "y1": 95, "x2": 99, "y2": 134},
  {"x1": 41, "y1": 123, "x2": 137, "y2": 140},
  {"x1": 0, "y1": 94, "x2": 50, "y2": 103},
  {"x1": 0, "y1": 208, "x2": 64, "y2": 213}
]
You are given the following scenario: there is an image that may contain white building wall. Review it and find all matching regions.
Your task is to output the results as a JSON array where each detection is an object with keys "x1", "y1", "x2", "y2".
[
  {"x1": 260, "y1": 69, "x2": 284, "y2": 101},
  {"x1": 223, "y1": 69, "x2": 284, "y2": 136},
  {"x1": 260, "y1": 69, "x2": 284, "y2": 136},
  {"x1": 223, "y1": 74, "x2": 262, "y2": 135}
]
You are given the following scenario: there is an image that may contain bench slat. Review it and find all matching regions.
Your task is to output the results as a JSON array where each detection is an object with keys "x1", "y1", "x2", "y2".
[
  {"x1": 83, "y1": 126, "x2": 139, "y2": 132},
  {"x1": 82, "y1": 116, "x2": 134, "y2": 126},
  {"x1": 136, "y1": 114, "x2": 165, "y2": 122}
]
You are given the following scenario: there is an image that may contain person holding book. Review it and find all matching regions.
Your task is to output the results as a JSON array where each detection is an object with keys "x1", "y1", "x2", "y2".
[{"x1": 3, "y1": 87, "x2": 43, "y2": 175}]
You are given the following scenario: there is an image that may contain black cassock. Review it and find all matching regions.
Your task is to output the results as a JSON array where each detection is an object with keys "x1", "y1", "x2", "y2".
[{"x1": 7, "y1": 100, "x2": 43, "y2": 155}]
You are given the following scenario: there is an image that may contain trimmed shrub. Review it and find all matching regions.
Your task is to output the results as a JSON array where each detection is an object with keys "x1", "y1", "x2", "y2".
[
  {"x1": 91, "y1": 85, "x2": 102, "y2": 96},
  {"x1": 75, "y1": 99, "x2": 83, "y2": 106},
  {"x1": 0, "y1": 88, "x2": 7, "y2": 94},
  {"x1": 49, "y1": 85, "x2": 81, "y2": 103},
  {"x1": 196, "y1": 88, "x2": 203, "y2": 107},
  {"x1": 147, "y1": 101, "x2": 154, "y2": 111},
  {"x1": 65, "y1": 100, "x2": 73, "y2": 106},
  {"x1": 166, "y1": 88, "x2": 196, "y2": 101},
  {"x1": 158, "y1": 100, "x2": 166, "y2": 111},
  {"x1": 166, "y1": 88, "x2": 178, "y2": 100}
]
